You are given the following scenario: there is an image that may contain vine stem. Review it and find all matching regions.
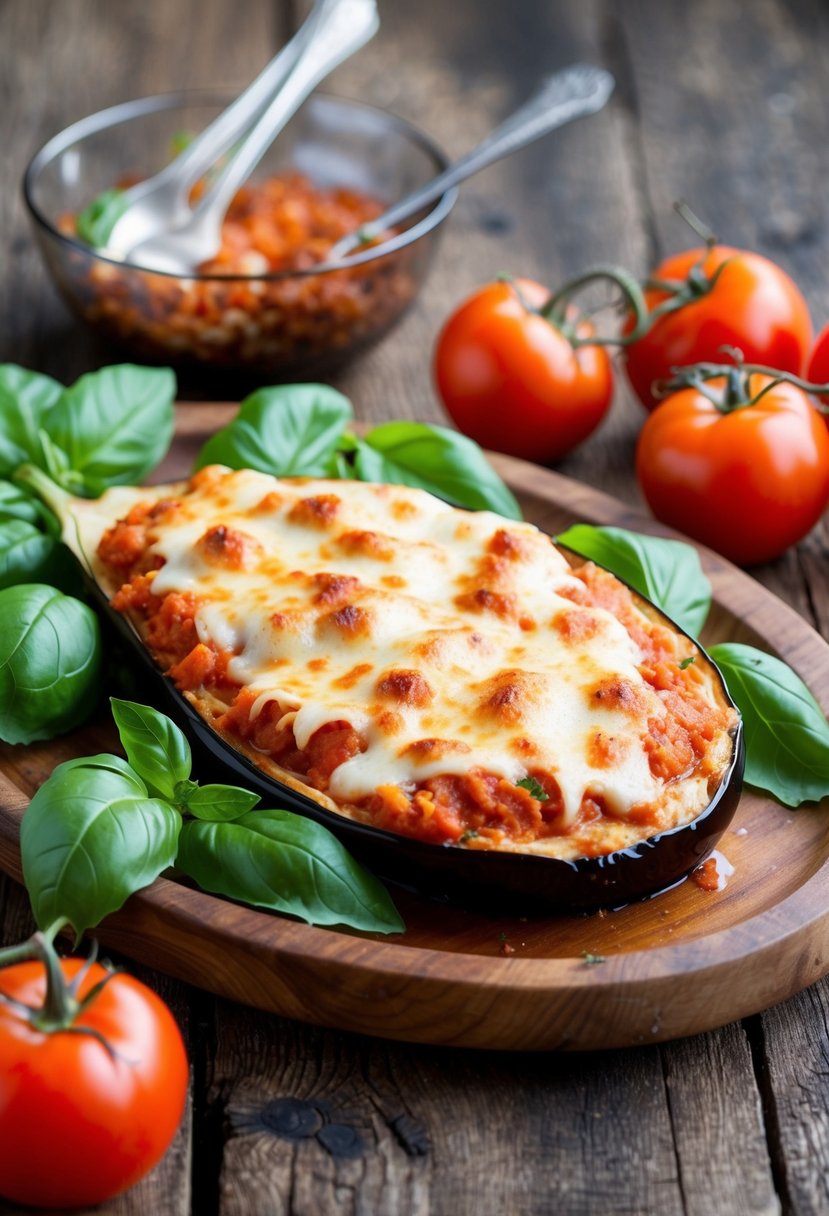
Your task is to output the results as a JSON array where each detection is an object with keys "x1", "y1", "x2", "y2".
[
  {"x1": 538, "y1": 263, "x2": 650, "y2": 347},
  {"x1": 659, "y1": 357, "x2": 829, "y2": 414},
  {"x1": 0, "y1": 917, "x2": 68, "y2": 968}
]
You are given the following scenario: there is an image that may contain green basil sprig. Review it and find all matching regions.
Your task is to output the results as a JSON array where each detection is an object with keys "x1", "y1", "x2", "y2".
[
  {"x1": 563, "y1": 524, "x2": 829, "y2": 807},
  {"x1": 0, "y1": 362, "x2": 176, "y2": 498},
  {"x1": 0, "y1": 584, "x2": 102, "y2": 744},
  {"x1": 557, "y1": 523, "x2": 711, "y2": 638},
  {"x1": 195, "y1": 383, "x2": 521, "y2": 520},
  {"x1": 20, "y1": 698, "x2": 403, "y2": 936}
]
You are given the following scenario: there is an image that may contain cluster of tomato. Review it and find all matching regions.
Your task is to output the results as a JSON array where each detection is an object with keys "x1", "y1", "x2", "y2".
[{"x1": 433, "y1": 236, "x2": 829, "y2": 565}]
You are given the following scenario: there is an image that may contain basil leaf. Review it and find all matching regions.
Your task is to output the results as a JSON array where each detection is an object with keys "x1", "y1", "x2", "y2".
[
  {"x1": 708, "y1": 642, "x2": 829, "y2": 806},
  {"x1": 0, "y1": 584, "x2": 102, "y2": 744},
  {"x1": 195, "y1": 384, "x2": 353, "y2": 477},
  {"x1": 111, "y1": 697, "x2": 192, "y2": 801},
  {"x1": 176, "y1": 810, "x2": 404, "y2": 933},
  {"x1": 0, "y1": 365, "x2": 63, "y2": 476},
  {"x1": 46, "y1": 365, "x2": 176, "y2": 494},
  {"x1": 0, "y1": 479, "x2": 59, "y2": 533},
  {"x1": 20, "y1": 752, "x2": 180, "y2": 937},
  {"x1": 37, "y1": 428, "x2": 75, "y2": 488},
  {"x1": 173, "y1": 778, "x2": 200, "y2": 805},
  {"x1": 180, "y1": 783, "x2": 261, "y2": 821},
  {"x1": 556, "y1": 524, "x2": 711, "y2": 637},
  {"x1": 75, "y1": 188, "x2": 128, "y2": 248},
  {"x1": 0, "y1": 519, "x2": 56, "y2": 589},
  {"x1": 353, "y1": 422, "x2": 521, "y2": 520}
]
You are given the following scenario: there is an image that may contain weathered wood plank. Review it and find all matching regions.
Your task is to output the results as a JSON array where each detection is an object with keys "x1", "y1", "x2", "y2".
[
  {"x1": 755, "y1": 989, "x2": 829, "y2": 1214},
  {"x1": 660, "y1": 1027, "x2": 780, "y2": 1216},
  {"x1": 209, "y1": 1005, "x2": 689, "y2": 1216}
]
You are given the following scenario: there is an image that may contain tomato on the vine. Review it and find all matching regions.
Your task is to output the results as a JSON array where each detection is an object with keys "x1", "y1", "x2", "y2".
[
  {"x1": 625, "y1": 245, "x2": 812, "y2": 410},
  {"x1": 433, "y1": 278, "x2": 615, "y2": 464},
  {"x1": 635, "y1": 367, "x2": 829, "y2": 565},
  {"x1": 0, "y1": 951, "x2": 188, "y2": 1210}
]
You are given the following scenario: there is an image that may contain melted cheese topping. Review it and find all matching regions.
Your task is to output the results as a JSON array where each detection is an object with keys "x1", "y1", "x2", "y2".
[{"x1": 84, "y1": 466, "x2": 731, "y2": 841}]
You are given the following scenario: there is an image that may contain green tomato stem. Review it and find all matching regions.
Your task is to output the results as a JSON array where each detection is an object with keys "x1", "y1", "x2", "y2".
[
  {"x1": 658, "y1": 356, "x2": 829, "y2": 413},
  {"x1": 0, "y1": 921, "x2": 120, "y2": 1040},
  {"x1": 538, "y1": 264, "x2": 650, "y2": 347},
  {"x1": 673, "y1": 199, "x2": 718, "y2": 248}
]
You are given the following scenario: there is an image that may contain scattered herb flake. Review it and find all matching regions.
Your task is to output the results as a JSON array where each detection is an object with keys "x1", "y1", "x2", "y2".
[
  {"x1": 679, "y1": 655, "x2": 696, "y2": 670},
  {"x1": 581, "y1": 951, "x2": 607, "y2": 966},
  {"x1": 516, "y1": 775, "x2": 549, "y2": 802}
]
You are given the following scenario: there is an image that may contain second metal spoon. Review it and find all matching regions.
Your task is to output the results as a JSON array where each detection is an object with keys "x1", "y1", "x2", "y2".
[{"x1": 327, "y1": 63, "x2": 615, "y2": 264}]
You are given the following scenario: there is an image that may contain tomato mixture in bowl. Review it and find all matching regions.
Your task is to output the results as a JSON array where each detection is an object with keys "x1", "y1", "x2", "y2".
[{"x1": 24, "y1": 92, "x2": 455, "y2": 376}]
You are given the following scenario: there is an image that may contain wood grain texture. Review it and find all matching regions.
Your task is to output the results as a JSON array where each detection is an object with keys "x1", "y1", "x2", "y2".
[{"x1": 209, "y1": 1010, "x2": 690, "y2": 1216}]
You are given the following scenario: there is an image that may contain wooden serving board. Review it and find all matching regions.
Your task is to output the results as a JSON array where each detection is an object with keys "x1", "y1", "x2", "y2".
[{"x1": 0, "y1": 402, "x2": 828, "y2": 1052}]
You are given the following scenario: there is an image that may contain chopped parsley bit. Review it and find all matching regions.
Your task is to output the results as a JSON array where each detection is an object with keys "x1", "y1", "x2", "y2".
[
  {"x1": 581, "y1": 951, "x2": 607, "y2": 966},
  {"x1": 459, "y1": 829, "x2": 479, "y2": 844},
  {"x1": 516, "y1": 776, "x2": 549, "y2": 802},
  {"x1": 497, "y1": 932, "x2": 508, "y2": 942},
  {"x1": 679, "y1": 655, "x2": 696, "y2": 670}
]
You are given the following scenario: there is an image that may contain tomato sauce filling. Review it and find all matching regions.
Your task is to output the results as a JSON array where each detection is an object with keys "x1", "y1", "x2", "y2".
[{"x1": 100, "y1": 507, "x2": 732, "y2": 851}]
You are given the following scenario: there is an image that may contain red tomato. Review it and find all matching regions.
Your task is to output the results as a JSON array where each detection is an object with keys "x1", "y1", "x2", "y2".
[
  {"x1": 0, "y1": 956, "x2": 188, "y2": 1209},
  {"x1": 625, "y1": 246, "x2": 812, "y2": 410},
  {"x1": 433, "y1": 279, "x2": 613, "y2": 463},
  {"x1": 636, "y1": 374, "x2": 829, "y2": 565},
  {"x1": 807, "y1": 321, "x2": 829, "y2": 408}
]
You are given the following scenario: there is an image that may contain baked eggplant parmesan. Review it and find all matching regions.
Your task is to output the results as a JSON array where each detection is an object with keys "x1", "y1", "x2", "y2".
[{"x1": 53, "y1": 463, "x2": 743, "y2": 909}]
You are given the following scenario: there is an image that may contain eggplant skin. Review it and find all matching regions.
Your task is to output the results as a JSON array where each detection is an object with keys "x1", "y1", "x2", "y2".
[{"x1": 92, "y1": 566, "x2": 745, "y2": 914}]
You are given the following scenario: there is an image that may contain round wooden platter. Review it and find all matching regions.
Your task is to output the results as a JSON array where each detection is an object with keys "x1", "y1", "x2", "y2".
[{"x1": 1, "y1": 402, "x2": 829, "y2": 1052}]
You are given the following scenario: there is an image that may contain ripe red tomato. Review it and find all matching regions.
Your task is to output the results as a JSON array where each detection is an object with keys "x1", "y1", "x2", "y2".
[
  {"x1": 635, "y1": 373, "x2": 829, "y2": 565},
  {"x1": 433, "y1": 279, "x2": 613, "y2": 463},
  {"x1": 807, "y1": 322, "x2": 829, "y2": 408},
  {"x1": 0, "y1": 956, "x2": 188, "y2": 1209},
  {"x1": 625, "y1": 246, "x2": 812, "y2": 410}
]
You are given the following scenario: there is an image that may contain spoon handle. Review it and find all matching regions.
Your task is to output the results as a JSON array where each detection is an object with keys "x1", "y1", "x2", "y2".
[
  {"x1": 330, "y1": 64, "x2": 615, "y2": 261},
  {"x1": 106, "y1": 0, "x2": 329, "y2": 254},
  {"x1": 191, "y1": 0, "x2": 379, "y2": 225}
]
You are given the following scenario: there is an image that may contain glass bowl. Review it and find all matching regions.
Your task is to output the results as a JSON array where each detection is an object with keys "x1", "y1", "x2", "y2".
[{"x1": 24, "y1": 90, "x2": 457, "y2": 378}]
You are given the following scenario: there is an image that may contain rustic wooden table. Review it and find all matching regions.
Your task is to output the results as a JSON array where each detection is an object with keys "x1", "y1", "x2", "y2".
[{"x1": 2, "y1": 1, "x2": 829, "y2": 1212}]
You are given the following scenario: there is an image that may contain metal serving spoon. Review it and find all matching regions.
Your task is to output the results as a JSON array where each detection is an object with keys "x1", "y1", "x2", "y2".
[
  {"x1": 104, "y1": 0, "x2": 330, "y2": 259},
  {"x1": 326, "y1": 63, "x2": 615, "y2": 264},
  {"x1": 116, "y1": 0, "x2": 379, "y2": 274}
]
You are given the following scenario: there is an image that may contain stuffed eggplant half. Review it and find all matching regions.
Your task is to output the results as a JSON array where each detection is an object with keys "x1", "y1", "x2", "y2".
[{"x1": 46, "y1": 465, "x2": 744, "y2": 912}]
